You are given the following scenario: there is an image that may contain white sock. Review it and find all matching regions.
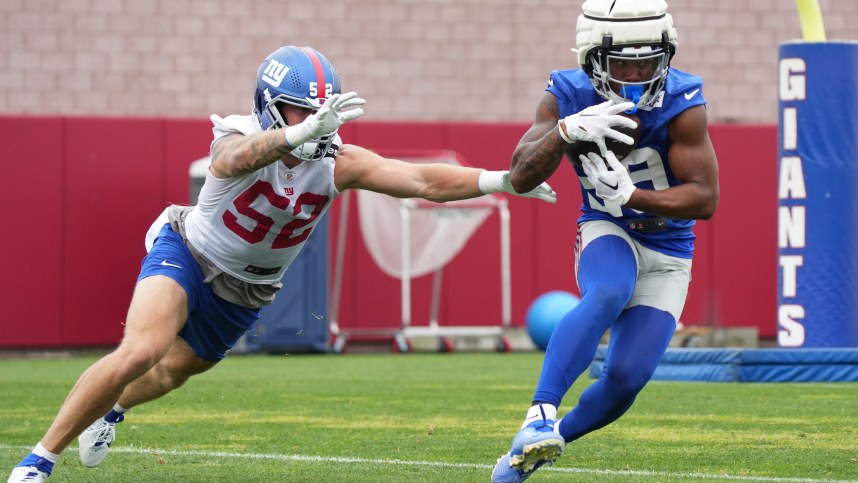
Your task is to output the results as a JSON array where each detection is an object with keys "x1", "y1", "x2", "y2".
[
  {"x1": 112, "y1": 403, "x2": 128, "y2": 414},
  {"x1": 520, "y1": 403, "x2": 558, "y2": 429},
  {"x1": 33, "y1": 442, "x2": 60, "y2": 463}
]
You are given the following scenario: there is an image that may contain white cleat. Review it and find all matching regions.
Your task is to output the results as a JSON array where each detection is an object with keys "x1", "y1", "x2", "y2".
[
  {"x1": 78, "y1": 415, "x2": 122, "y2": 467},
  {"x1": 7, "y1": 466, "x2": 49, "y2": 483}
]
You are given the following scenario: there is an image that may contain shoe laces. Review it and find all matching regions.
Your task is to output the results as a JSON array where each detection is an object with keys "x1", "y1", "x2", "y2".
[{"x1": 88, "y1": 419, "x2": 116, "y2": 445}]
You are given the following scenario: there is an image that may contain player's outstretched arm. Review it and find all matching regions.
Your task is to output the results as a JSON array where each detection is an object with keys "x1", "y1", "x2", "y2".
[{"x1": 334, "y1": 145, "x2": 556, "y2": 203}]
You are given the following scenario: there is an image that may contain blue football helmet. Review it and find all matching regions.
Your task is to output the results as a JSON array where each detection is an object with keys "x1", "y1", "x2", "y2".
[{"x1": 253, "y1": 46, "x2": 343, "y2": 161}]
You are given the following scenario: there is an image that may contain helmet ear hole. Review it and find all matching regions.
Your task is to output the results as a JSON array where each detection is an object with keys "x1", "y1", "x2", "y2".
[
  {"x1": 582, "y1": 53, "x2": 596, "y2": 76},
  {"x1": 662, "y1": 31, "x2": 676, "y2": 63}
]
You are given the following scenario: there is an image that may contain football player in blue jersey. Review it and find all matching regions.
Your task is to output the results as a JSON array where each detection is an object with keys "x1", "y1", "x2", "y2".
[
  {"x1": 491, "y1": 0, "x2": 719, "y2": 481},
  {"x1": 6, "y1": 45, "x2": 557, "y2": 483}
]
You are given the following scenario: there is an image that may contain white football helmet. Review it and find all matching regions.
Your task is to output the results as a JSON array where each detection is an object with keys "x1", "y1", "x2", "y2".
[{"x1": 576, "y1": 0, "x2": 679, "y2": 110}]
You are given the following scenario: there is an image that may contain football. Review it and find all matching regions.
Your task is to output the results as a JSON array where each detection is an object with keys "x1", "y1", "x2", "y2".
[{"x1": 566, "y1": 113, "x2": 642, "y2": 167}]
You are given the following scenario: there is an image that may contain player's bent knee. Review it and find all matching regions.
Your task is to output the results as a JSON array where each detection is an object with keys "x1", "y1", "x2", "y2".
[
  {"x1": 158, "y1": 352, "x2": 216, "y2": 391},
  {"x1": 585, "y1": 280, "x2": 634, "y2": 313},
  {"x1": 157, "y1": 363, "x2": 211, "y2": 393},
  {"x1": 603, "y1": 363, "x2": 653, "y2": 397},
  {"x1": 163, "y1": 372, "x2": 192, "y2": 391},
  {"x1": 145, "y1": 364, "x2": 187, "y2": 392}
]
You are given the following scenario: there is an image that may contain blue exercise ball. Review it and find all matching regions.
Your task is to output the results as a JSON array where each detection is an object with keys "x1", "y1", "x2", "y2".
[{"x1": 526, "y1": 291, "x2": 580, "y2": 351}]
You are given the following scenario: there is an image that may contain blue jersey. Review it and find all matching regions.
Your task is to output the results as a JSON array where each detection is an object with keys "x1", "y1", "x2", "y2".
[{"x1": 547, "y1": 68, "x2": 706, "y2": 258}]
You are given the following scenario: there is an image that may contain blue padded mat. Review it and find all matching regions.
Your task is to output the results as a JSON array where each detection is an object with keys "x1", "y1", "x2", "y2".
[{"x1": 589, "y1": 347, "x2": 858, "y2": 382}]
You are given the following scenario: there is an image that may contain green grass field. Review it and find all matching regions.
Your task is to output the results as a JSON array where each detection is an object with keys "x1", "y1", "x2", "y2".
[{"x1": 1, "y1": 352, "x2": 857, "y2": 482}]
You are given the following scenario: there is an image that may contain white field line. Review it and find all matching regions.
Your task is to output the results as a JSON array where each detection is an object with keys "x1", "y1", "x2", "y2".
[{"x1": 1, "y1": 444, "x2": 855, "y2": 483}]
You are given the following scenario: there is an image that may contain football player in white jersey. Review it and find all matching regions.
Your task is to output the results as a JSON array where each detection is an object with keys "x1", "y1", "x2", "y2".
[
  {"x1": 490, "y1": 1, "x2": 719, "y2": 482},
  {"x1": 6, "y1": 45, "x2": 556, "y2": 483}
]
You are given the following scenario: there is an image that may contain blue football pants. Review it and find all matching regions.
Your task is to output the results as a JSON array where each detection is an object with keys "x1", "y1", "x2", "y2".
[{"x1": 531, "y1": 233, "x2": 677, "y2": 443}]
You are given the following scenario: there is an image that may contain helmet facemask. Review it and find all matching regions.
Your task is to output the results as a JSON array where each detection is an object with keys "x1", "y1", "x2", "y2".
[{"x1": 586, "y1": 35, "x2": 672, "y2": 112}]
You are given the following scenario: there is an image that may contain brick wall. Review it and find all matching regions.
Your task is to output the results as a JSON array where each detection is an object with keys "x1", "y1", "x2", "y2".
[{"x1": 1, "y1": 0, "x2": 855, "y2": 123}]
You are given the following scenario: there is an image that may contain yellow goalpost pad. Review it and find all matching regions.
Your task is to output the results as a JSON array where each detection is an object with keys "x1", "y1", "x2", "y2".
[{"x1": 795, "y1": 0, "x2": 827, "y2": 42}]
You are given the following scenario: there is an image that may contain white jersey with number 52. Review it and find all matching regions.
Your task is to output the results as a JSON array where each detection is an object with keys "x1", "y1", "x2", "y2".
[{"x1": 184, "y1": 114, "x2": 340, "y2": 284}]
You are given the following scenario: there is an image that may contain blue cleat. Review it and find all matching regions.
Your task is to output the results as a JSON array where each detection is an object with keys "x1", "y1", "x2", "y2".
[
  {"x1": 509, "y1": 419, "x2": 564, "y2": 471},
  {"x1": 491, "y1": 419, "x2": 565, "y2": 482},
  {"x1": 491, "y1": 451, "x2": 554, "y2": 483}
]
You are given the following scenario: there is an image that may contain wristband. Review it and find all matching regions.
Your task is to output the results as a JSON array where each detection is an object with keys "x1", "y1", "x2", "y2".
[
  {"x1": 557, "y1": 120, "x2": 574, "y2": 144},
  {"x1": 283, "y1": 124, "x2": 308, "y2": 149},
  {"x1": 283, "y1": 128, "x2": 297, "y2": 149},
  {"x1": 477, "y1": 170, "x2": 505, "y2": 194}
]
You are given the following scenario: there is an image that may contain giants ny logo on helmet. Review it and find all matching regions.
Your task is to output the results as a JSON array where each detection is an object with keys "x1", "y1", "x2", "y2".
[{"x1": 261, "y1": 59, "x2": 289, "y2": 88}]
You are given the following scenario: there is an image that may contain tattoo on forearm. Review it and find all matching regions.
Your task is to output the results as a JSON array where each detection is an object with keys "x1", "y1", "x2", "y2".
[
  {"x1": 516, "y1": 131, "x2": 566, "y2": 187},
  {"x1": 532, "y1": 143, "x2": 564, "y2": 173},
  {"x1": 214, "y1": 131, "x2": 292, "y2": 174}
]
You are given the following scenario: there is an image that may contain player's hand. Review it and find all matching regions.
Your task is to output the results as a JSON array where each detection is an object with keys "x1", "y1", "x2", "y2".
[
  {"x1": 559, "y1": 100, "x2": 638, "y2": 156},
  {"x1": 478, "y1": 170, "x2": 557, "y2": 203},
  {"x1": 285, "y1": 92, "x2": 366, "y2": 148},
  {"x1": 580, "y1": 151, "x2": 636, "y2": 205}
]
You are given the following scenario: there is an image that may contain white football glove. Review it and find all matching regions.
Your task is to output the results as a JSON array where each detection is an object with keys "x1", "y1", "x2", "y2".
[
  {"x1": 580, "y1": 151, "x2": 636, "y2": 205},
  {"x1": 558, "y1": 100, "x2": 638, "y2": 156},
  {"x1": 478, "y1": 170, "x2": 557, "y2": 204},
  {"x1": 284, "y1": 92, "x2": 366, "y2": 148}
]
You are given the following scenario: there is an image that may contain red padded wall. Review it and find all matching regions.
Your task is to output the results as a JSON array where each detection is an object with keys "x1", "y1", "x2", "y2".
[
  {"x1": 62, "y1": 118, "x2": 167, "y2": 345},
  {"x1": 0, "y1": 116, "x2": 214, "y2": 348},
  {"x1": 0, "y1": 117, "x2": 65, "y2": 347},
  {"x1": 451, "y1": 122, "x2": 589, "y2": 324},
  {"x1": 0, "y1": 116, "x2": 779, "y2": 348},
  {"x1": 683, "y1": 219, "x2": 715, "y2": 326},
  {"x1": 331, "y1": 122, "x2": 563, "y2": 333},
  {"x1": 334, "y1": 122, "x2": 452, "y2": 331},
  {"x1": 709, "y1": 125, "x2": 778, "y2": 334},
  {"x1": 164, "y1": 119, "x2": 214, "y2": 204},
  {"x1": 329, "y1": 122, "x2": 778, "y2": 337}
]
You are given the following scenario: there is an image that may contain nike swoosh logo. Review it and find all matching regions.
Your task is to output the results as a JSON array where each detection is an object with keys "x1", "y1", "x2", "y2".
[
  {"x1": 684, "y1": 89, "x2": 700, "y2": 100},
  {"x1": 161, "y1": 260, "x2": 182, "y2": 269},
  {"x1": 601, "y1": 180, "x2": 619, "y2": 190}
]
